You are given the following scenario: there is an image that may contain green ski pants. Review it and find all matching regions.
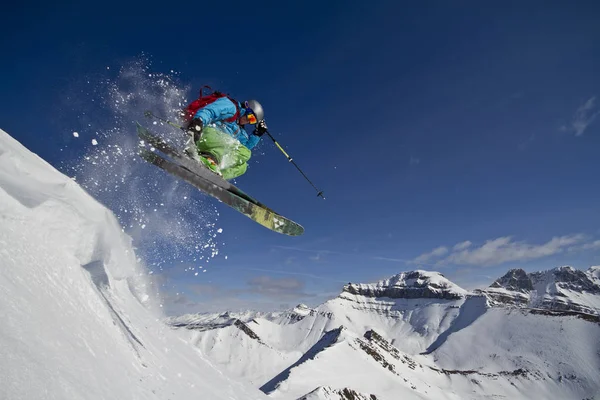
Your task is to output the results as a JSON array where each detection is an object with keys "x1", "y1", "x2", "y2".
[{"x1": 195, "y1": 126, "x2": 251, "y2": 180}]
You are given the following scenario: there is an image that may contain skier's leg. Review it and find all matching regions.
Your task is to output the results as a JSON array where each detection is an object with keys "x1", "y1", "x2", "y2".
[
  {"x1": 197, "y1": 127, "x2": 251, "y2": 180},
  {"x1": 196, "y1": 127, "x2": 231, "y2": 162},
  {"x1": 220, "y1": 143, "x2": 251, "y2": 180}
]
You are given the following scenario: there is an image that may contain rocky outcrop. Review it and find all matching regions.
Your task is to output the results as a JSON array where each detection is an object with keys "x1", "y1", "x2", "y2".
[
  {"x1": 297, "y1": 386, "x2": 378, "y2": 400},
  {"x1": 482, "y1": 268, "x2": 533, "y2": 306},
  {"x1": 360, "y1": 330, "x2": 419, "y2": 372},
  {"x1": 490, "y1": 268, "x2": 533, "y2": 292},
  {"x1": 279, "y1": 303, "x2": 317, "y2": 323},
  {"x1": 233, "y1": 319, "x2": 264, "y2": 344}
]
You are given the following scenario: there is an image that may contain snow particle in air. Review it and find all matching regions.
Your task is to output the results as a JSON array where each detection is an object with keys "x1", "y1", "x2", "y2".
[
  {"x1": 92, "y1": 139, "x2": 98, "y2": 146},
  {"x1": 73, "y1": 132, "x2": 79, "y2": 138}
]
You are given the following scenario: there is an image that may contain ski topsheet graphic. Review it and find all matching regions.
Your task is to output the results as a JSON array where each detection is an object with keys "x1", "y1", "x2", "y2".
[{"x1": 137, "y1": 123, "x2": 304, "y2": 236}]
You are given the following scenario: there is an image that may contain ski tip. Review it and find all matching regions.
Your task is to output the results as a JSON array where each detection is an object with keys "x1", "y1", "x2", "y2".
[{"x1": 280, "y1": 225, "x2": 304, "y2": 236}]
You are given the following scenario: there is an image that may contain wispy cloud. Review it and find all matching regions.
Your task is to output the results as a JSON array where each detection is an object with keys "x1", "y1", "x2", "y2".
[
  {"x1": 412, "y1": 234, "x2": 596, "y2": 267},
  {"x1": 241, "y1": 267, "x2": 348, "y2": 283},
  {"x1": 518, "y1": 133, "x2": 536, "y2": 151},
  {"x1": 568, "y1": 239, "x2": 600, "y2": 252},
  {"x1": 274, "y1": 245, "x2": 400, "y2": 265},
  {"x1": 581, "y1": 240, "x2": 600, "y2": 250},
  {"x1": 562, "y1": 96, "x2": 600, "y2": 136},
  {"x1": 413, "y1": 246, "x2": 449, "y2": 264},
  {"x1": 247, "y1": 276, "x2": 313, "y2": 299},
  {"x1": 453, "y1": 241, "x2": 472, "y2": 251}
]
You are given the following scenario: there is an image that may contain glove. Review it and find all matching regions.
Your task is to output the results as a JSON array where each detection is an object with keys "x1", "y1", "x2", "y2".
[
  {"x1": 253, "y1": 120, "x2": 268, "y2": 137},
  {"x1": 187, "y1": 118, "x2": 204, "y2": 142}
]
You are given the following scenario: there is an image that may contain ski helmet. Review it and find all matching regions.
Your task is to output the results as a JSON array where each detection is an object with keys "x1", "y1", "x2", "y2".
[{"x1": 245, "y1": 99, "x2": 264, "y2": 121}]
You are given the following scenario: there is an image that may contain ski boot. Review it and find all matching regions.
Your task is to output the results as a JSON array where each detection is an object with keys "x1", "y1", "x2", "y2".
[{"x1": 198, "y1": 153, "x2": 222, "y2": 177}]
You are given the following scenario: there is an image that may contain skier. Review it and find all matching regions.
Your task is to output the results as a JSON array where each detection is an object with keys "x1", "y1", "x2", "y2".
[{"x1": 183, "y1": 90, "x2": 268, "y2": 180}]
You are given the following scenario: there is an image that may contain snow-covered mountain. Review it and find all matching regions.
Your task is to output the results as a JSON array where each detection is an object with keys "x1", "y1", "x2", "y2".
[
  {"x1": 170, "y1": 267, "x2": 600, "y2": 399},
  {"x1": 480, "y1": 266, "x2": 600, "y2": 315},
  {"x1": 0, "y1": 129, "x2": 268, "y2": 399},
  {"x1": 344, "y1": 270, "x2": 467, "y2": 300}
]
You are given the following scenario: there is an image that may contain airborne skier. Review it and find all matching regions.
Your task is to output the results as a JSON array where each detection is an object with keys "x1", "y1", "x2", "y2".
[
  {"x1": 138, "y1": 86, "x2": 324, "y2": 235},
  {"x1": 182, "y1": 87, "x2": 268, "y2": 180}
]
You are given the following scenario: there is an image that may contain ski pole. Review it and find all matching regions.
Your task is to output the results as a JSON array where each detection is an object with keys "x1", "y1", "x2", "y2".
[
  {"x1": 264, "y1": 130, "x2": 325, "y2": 199},
  {"x1": 144, "y1": 110, "x2": 185, "y2": 131}
]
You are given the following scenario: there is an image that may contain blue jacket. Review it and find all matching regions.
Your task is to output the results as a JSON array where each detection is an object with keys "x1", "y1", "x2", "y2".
[{"x1": 193, "y1": 97, "x2": 261, "y2": 150}]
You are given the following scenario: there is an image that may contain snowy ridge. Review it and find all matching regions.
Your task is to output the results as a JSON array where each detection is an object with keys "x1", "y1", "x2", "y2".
[
  {"x1": 260, "y1": 326, "x2": 346, "y2": 394},
  {"x1": 344, "y1": 270, "x2": 468, "y2": 300},
  {"x1": 0, "y1": 129, "x2": 268, "y2": 399},
  {"x1": 481, "y1": 266, "x2": 600, "y2": 315},
  {"x1": 168, "y1": 303, "x2": 317, "y2": 329}
]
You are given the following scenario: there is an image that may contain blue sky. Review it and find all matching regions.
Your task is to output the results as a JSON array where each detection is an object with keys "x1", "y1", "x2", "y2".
[{"x1": 2, "y1": 1, "x2": 600, "y2": 313}]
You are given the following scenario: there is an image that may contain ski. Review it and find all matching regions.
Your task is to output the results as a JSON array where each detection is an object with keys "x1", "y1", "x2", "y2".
[{"x1": 136, "y1": 124, "x2": 304, "y2": 236}]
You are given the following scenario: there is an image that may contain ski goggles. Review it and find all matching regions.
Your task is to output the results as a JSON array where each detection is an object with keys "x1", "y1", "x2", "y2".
[
  {"x1": 246, "y1": 112, "x2": 258, "y2": 125},
  {"x1": 244, "y1": 102, "x2": 258, "y2": 124}
]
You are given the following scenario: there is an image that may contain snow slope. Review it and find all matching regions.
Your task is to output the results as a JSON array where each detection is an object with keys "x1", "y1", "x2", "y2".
[
  {"x1": 0, "y1": 129, "x2": 268, "y2": 399},
  {"x1": 171, "y1": 268, "x2": 600, "y2": 399}
]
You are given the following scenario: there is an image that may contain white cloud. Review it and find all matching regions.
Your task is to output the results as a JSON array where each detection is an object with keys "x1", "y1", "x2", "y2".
[
  {"x1": 582, "y1": 240, "x2": 600, "y2": 250},
  {"x1": 569, "y1": 239, "x2": 600, "y2": 252},
  {"x1": 563, "y1": 96, "x2": 600, "y2": 136},
  {"x1": 412, "y1": 234, "x2": 594, "y2": 267},
  {"x1": 413, "y1": 246, "x2": 448, "y2": 264},
  {"x1": 453, "y1": 241, "x2": 472, "y2": 251}
]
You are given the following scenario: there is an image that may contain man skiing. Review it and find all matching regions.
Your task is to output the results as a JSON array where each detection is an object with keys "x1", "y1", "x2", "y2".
[
  {"x1": 137, "y1": 88, "x2": 322, "y2": 234},
  {"x1": 183, "y1": 89, "x2": 268, "y2": 180}
]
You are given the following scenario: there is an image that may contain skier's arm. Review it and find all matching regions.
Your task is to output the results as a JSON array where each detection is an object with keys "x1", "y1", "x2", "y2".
[
  {"x1": 242, "y1": 119, "x2": 267, "y2": 149},
  {"x1": 194, "y1": 97, "x2": 238, "y2": 125},
  {"x1": 244, "y1": 133, "x2": 261, "y2": 149}
]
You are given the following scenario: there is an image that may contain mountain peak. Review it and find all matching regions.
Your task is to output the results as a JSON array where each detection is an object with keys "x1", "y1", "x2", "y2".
[
  {"x1": 482, "y1": 265, "x2": 600, "y2": 315},
  {"x1": 489, "y1": 268, "x2": 532, "y2": 292},
  {"x1": 343, "y1": 270, "x2": 467, "y2": 300},
  {"x1": 292, "y1": 303, "x2": 313, "y2": 315}
]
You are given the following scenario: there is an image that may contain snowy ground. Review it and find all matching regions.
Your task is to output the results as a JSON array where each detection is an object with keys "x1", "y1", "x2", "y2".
[{"x1": 0, "y1": 129, "x2": 268, "y2": 399}]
